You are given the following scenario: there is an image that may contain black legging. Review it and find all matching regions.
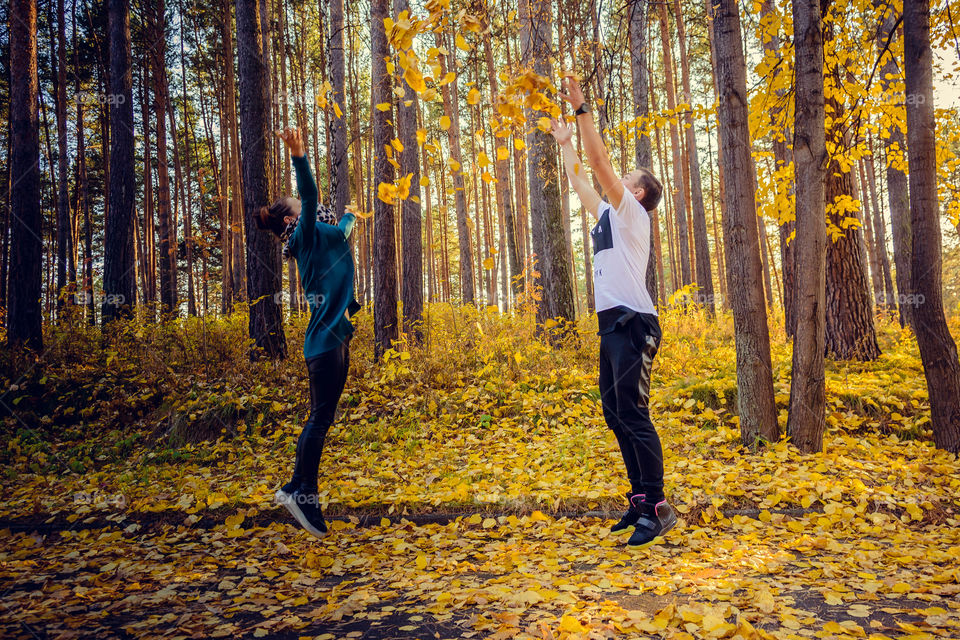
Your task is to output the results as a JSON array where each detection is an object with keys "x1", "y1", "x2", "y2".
[
  {"x1": 598, "y1": 311, "x2": 664, "y2": 502},
  {"x1": 286, "y1": 339, "x2": 350, "y2": 495}
]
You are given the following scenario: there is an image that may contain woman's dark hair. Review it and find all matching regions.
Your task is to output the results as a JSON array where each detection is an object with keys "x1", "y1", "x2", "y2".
[{"x1": 254, "y1": 198, "x2": 295, "y2": 238}]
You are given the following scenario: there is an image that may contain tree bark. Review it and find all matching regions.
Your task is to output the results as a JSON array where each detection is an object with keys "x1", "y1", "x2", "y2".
[
  {"x1": 672, "y1": 0, "x2": 714, "y2": 312},
  {"x1": 435, "y1": 31, "x2": 474, "y2": 304},
  {"x1": 372, "y1": 0, "x2": 398, "y2": 357},
  {"x1": 393, "y1": 0, "x2": 423, "y2": 329},
  {"x1": 903, "y1": 0, "x2": 960, "y2": 453},
  {"x1": 629, "y1": 0, "x2": 658, "y2": 307},
  {"x1": 8, "y1": 0, "x2": 43, "y2": 348},
  {"x1": 876, "y1": 1, "x2": 913, "y2": 329},
  {"x1": 522, "y1": 0, "x2": 575, "y2": 326},
  {"x1": 150, "y1": 0, "x2": 178, "y2": 316},
  {"x1": 102, "y1": 0, "x2": 136, "y2": 323},
  {"x1": 823, "y1": 18, "x2": 880, "y2": 362},
  {"x1": 786, "y1": 0, "x2": 827, "y2": 453},
  {"x1": 658, "y1": 3, "x2": 691, "y2": 287},
  {"x1": 236, "y1": 0, "x2": 286, "y2": 358},
  {"x1": 53, "y1": 0, "x2": 73, "y2": 314},
  {"x1": 711, "y1": 0, "x2": 778, "y2": 447}
]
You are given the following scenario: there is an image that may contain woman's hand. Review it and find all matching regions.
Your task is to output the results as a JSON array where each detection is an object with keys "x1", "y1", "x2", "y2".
[
  {"x1": 550, "y1": 118, "x2": 573, "y2": 146},
  {"x1": 275, "y1": 127, "x2": 306, "y2": 158}
]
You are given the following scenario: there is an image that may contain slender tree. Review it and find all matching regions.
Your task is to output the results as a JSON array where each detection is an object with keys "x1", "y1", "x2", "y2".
[
  {"x1": 8, "y1": 0, "x2": 43, "y2": 349},
  {"x1": 522, "y1": 0, "x2": 575, "y2": 325},
  {"x1": 711, "y1": 0, "x2": 778, "y2": 446},
  {"x1": 236, "y1": 0, "x2": 286, "y2": 357},
  {"x1": 902, "y1": 0, "x2": 960, "y2": 453},
  {"x1": 102, "y1": 0, "x2": 136, "y2": 322},
  {"x1": 786, "y1": 0, "x2": 827, "y2": 453},
  {"x1": 875, "y1": 1, "x2": 913, "y2": 328},
  {"x1": 372, "y1": 0, "x2": 398, "y2": 356},
  {"x1": 672, "y1": 0, "x2": 714, "y2": 313},
  {"x1": 393, "y1": 0, "x2": 423, "y2": 329}
]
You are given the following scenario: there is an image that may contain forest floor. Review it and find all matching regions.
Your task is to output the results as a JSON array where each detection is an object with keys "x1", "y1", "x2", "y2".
[{"x1": 1, "y1": 305, "x2": 959, "y2": 640}]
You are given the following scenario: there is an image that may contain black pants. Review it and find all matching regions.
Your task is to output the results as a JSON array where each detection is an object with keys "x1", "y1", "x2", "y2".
[
  {"x1": 598, "y1": 311, "x2": 664, "y2": 500},
  {"x1": 287, "y1": 340, "x2": 350, "y2": 495}
]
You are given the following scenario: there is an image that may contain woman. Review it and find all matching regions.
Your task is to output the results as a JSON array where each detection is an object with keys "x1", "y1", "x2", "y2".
[{"x1": 256, "y1": 128, "x2": 359, "y2": 539}]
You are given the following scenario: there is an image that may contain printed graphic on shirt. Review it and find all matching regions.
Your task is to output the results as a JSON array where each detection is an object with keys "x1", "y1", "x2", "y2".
[{"x1": 591, "y1": 209, "x2": 614, "y2": 255}]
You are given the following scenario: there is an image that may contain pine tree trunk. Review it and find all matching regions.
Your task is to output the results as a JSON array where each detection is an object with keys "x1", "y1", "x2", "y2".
[
  {"x1": 876, "y1": 2, "x2": 913, "y2": 329},
  {"x1": 102, "y1": 0, "x2": 136, "y2": 323},
  {"x1": 393, "y1": 0, "x2": 423, "y2": 329},
  {"x1": 672, "y1": 0, "x2": 714, "y2": 312},
  {"x1": 73, "y1": 0, "x2": 94, "y2": 324},
  {"x1": 786, "y1": 0, "x2": 827, "y2": 453},
  {"x1": 711, "y1": 0, "x2": 778, "y2": 447},
  {"x1": 329, "y1": 0, "x2": 350, "y2": 219},
  {"x1": 371, "y1": 0, "x2": 398, "y2": 357},
  {"x1": 53, "y1": 0, "x2": 72, "y2": 313},
  {"x1": 435, "y1": 32, "x2": 475, "y2": 304},
  {"x1": 150, "y1": 0, "x2": 177, "y2": 316},
  {"x1": 658, "y1": 3, "x2": 691, "y2": 287},
  {"x1": 823, "y1": 50, "x2": 880, "y2": 361},
  {"x1": 628, "y1": 0, "x2": 658, "y2": 307},
  {"x1": 903, "y1": 0, "x2": 960, "y2": 453},
  {"x1": 522, "y1": 0, "x2": 575, "y2": 326},
  {"x1": 8, "y1": 0, "x2": 43, "y2": 348},
  {"x1": 863, "y1": 137, "x2": 896, "y2": 310},
  {"x1": 236, "y1": 0, "x2": 286, "y2": 358}
]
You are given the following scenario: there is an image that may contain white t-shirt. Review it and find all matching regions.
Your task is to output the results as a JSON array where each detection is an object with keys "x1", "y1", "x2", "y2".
[{"x1": 591, "y1": 194, "x2": 657, "y2": 315}]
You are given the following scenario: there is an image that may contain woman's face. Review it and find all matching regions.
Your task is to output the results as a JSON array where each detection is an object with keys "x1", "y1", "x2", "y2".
[{"x1": 283, "y1": 197, "x2": 302, "y2": 225}]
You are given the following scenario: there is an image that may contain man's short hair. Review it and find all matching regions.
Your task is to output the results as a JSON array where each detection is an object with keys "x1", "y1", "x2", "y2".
[{"x1": 632, "y1": 168, "x2": 663, "y2": 212}]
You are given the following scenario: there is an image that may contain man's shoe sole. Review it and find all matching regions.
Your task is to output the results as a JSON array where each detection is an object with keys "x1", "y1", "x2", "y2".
[{"x1": 275, "y1": 489, "x2": 328, "y2": 539}]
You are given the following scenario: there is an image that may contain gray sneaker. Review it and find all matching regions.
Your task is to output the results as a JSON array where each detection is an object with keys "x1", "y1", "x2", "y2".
[
  {"x1": 276, "y1": 489, "x2": 328, "y2": 538},
  {"x1": 627, "y1": 499, "x2": 677, "y2": 548}
]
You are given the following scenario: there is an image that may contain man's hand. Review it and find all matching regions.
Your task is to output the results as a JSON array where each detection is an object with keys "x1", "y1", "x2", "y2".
[
  {"x1": 557, "y1": 76, "x2": 586, "y2": 111},
  {"x1": 275, "y1": 127, "x2": 306, "y2": 158},
  {"x1": 549, "y1": 118, "x2": 574, "y2": 146}
]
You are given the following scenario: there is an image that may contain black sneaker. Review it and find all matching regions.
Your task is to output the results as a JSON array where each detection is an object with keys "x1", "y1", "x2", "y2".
[
  {"x1": 276, "y1": 488, "x2": 328, "y2": 538},
  {"x1": 627, "y1": 499, "x2": 677, "y2": 548},
  {"x1": 610, "y1": 492, "x2": 645, "y2": 534}
]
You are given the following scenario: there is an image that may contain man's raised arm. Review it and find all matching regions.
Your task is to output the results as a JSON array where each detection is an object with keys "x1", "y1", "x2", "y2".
[
  {"x1": 549, "y1": 118, "x2": 602, "y2": 220},
  {"x1": 558, "y1": 77, "x2": 627, "y2": 211}
]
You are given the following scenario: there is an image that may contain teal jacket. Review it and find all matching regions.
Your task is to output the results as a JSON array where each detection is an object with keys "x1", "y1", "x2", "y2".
[{"x1": 287, "y1": 155, "x2": 359, "y2": 359}]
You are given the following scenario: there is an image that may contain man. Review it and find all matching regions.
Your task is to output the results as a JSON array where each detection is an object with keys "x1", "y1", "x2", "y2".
[{"x1": 550, "y1": 77, "x2": 676, "y2": 548}]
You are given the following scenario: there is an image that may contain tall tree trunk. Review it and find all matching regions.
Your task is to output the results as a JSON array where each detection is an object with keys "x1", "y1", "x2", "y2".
[
  {"x1": 329, "y1": 0, "x2": 349, "y2": 219},
  {"x1": 8, "y1": 0, "x2": 43, "y2": 348},
  {"x1": 823, "y1": 18, "x2": 880, "y2": 361},
  {"x1": 672, "y1": 0, "x2": 714, "y2": 312},
  {"x1": 53, "y1": 0, "x2": 72, "y2": 314},
  {"x1": 786, "y1": 0, "x2": 827, "y2": 453},
  {"x1": 484, "y1": 27, "x2": 521, "y2": 302},
  {"x1": 864, "y1": 137, "x2": 895, "y2": 310},
  {"x1": 393, "y1": 0, "x2": 423, "y2": 330},
  {"x1": 658, "y1": 3, "x2": 691, "y2": 287},
  {"x1": 876, "y1": 1, "x2": 913, "y2": 329},
  {"x1": 711, "y1": 0, "x2": 778, "y2": 447},
  {"x1": 903, "y1": 0, "x2": 960, "y2": 453},
  {"x1": 102, "y1": 0, "x2": 136, "y2": 322},
  {"x1": 236, "y1": 0, "x2": 286, "y2": 358},
  {"x1": 181, "y1": 0, "x2": 197, "y2": 316},
  {"x1": 150, "y1": 0, "x2": 177, "y2": 315},
  {"x1": 372, "y1": 0, "x2": 398, "y2": 357},
  {"x1": 522, "y1": 0, "x2": 575, "y2": 325},
  {"x1": 629, "y1": 0, "x2": 658, "y2": 306},
  {"x1": 139, "y1": 65, "x2": 156, "y2": 309},
  {"x1": 74, "y1": 0, "x2": 94, "y2": 324},
  {"x1": 435, "y1": 31, "x2": 475, "y2": 304}
]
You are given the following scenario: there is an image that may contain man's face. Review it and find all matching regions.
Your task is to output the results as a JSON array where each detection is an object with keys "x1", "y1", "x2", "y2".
[{"x1": 621, "y1": 171, "x2": 646, "y2": 204}]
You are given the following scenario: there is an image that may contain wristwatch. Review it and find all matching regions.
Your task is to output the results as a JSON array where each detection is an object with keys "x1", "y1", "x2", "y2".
[{"x1": 575, "y1": 102, "x2": 591, "y2": 116}]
